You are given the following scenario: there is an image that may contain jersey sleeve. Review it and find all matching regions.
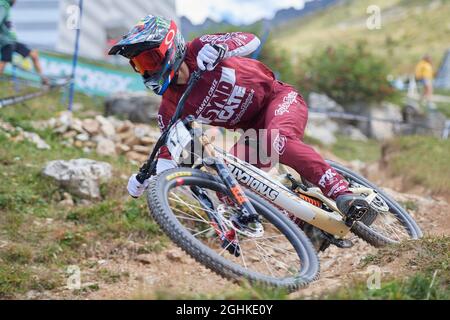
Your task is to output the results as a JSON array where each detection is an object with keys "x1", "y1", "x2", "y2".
[{"x1": 191, "y1": 32, "x2": 261, "y2": 59}]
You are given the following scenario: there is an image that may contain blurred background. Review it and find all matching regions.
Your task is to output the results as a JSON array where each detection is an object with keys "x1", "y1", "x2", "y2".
[{"x1": 0, "y1": 0, "x2": 449, "y2": 300}]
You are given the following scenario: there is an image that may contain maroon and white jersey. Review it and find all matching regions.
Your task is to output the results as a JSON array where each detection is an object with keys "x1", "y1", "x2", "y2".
[{"x1": 158, "y1": 32, "x2": 277, "y2": 158}]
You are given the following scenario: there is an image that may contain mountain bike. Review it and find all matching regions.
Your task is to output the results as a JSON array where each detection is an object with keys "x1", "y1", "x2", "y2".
[{"x1": 135, "y1": 69, "x2": 422, "y2": 291}]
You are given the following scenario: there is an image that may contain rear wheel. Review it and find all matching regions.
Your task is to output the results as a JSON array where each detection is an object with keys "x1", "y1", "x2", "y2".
[
  {"x1": 327, "y1": 160, "x2": 423, "y2": 247},
  {"x1": 146, "y1": 168, "x2": 320, "y2": 291}
]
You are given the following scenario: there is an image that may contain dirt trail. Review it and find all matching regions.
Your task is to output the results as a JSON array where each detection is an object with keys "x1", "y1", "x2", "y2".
[{"x1": 45, "y1": 183, "x2": 448, "y2": 300}]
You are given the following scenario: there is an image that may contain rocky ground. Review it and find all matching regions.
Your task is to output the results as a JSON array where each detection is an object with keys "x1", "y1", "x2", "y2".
[
  {"x1": 22, "y1": 184, "x2": 446, "y2": 300},
  {"x1": 31, "y1": 111, "x2": 160, "y2": 163},
  {"x1": 24, "y1": 172, "x2": 449, "y2": 300}
]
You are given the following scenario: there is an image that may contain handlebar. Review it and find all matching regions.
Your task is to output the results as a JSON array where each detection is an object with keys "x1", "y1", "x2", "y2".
[{"x1": 135, "y1": 69, "x2": 205, "y2": 183}]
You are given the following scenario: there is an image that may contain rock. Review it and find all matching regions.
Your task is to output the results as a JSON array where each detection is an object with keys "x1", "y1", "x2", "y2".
[
  {"x1": 166, "y1": 249, "x2": 183, "y2": 262},
  {"x1": 75, "y1": 133, "x2": 89, "y2": 142},
  {"x1": 117, "y1": 130, "x2": 134, "y2": 142},
  {"x1": 308, "y1": 92, "x2": 345, "y2": 112},
  {"x1": 115, "y1": 143, "x2": 131, "y2": 154},
  {"x1": 340, "y1": 125, "x2": 368, "y2": 141},
  {"x1": 116, "y1": 120, "x2": 133, "y2": 133},
  {"x1": 139, "y1": 136, "x2": 156, "y2": 145},
  {"x1": 347, "y1": 101, "x2": 403, "y2": 140},
  {"x1": 123, "y1": 134, "x2": 141, "y2": 147},
  {"x1": 42, "y1": 158, "x2": 112, "y2": 199},
  {"x1": 82, "y1": 119, "x2": 100, "y2": 135},
  {"x1": 74, "y1": 140, "x2": 83, "y2": 148},
  {"x1": 126, "y1": 151, "x2": 148, "y2": 163},
  {"x1": 132, "y1": 145, "x2": 152, "y2": 154},
  {"x1": 95, "y1": 115, "x2": 116, "y2": 137},
  {"x1": 63, "y1": 130, "x2": 77, "y2": 139},
  {"x1": 69, "y1": 118, "x2": 85, "y2": 133},
  {"x1": 79, "y1": 199, "x2": 92, "y2": 206},
  {"x1": 22, "y1": 131, "x2": 51, "y2": 150},
  {"x1": 83, "y1": 141, "x2": 96, "y2": 148},
  {"x1": 369, "y1": 102, "x2": 403, "y2": 140},
  {"x1": 135, "y1": 254, "x2": 153, "y2": 264},
  {"x1": 26, "y1": 290, "x2": 40, "y2": 300},
  {"x1": 96, "y1": 138, "x2": 116, "y2": 156},
  {"x1": 58, "y1": 192, "x2": 74, "y2": 207},
  {"x1": 133, "y1": 126, "x2": 152, "y2": 139},
  {"x1": 305, "y1": 114, "x2": 338, "y2": 145},
  {"x1": 105, "y1": 92, "x2": 161, "y2": 123}
]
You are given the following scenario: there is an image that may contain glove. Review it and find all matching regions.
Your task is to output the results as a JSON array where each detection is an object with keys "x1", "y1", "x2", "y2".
[
  {"x1": 127, "y1": 159, "x2": 177, "y2": 198},
  {"x1": 196, "y1": 43, "x2": 228, "y2": 71},
  {"x1": 156, "y1": 158, "x2": 177, "y2": 174},
  {"x1": 127, "y1": 174, "x2": 150, "y2": 198}
]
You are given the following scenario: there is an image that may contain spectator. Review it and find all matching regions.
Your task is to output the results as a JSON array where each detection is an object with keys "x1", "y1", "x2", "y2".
[
  {"x1": 0, "y1": 0, "x2": 48, "y2": 84},
  {"x1": 414, "y1": 54, "x2": 435, "y2": 110}
]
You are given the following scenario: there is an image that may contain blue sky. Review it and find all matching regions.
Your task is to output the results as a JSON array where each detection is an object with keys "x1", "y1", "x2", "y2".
[{"x1": 176, "y1": 0, "x2": 311, "y2": 25}]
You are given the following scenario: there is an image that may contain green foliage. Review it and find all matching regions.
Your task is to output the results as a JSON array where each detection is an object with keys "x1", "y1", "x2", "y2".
[
  {"x1": 331, "y1": 135, "x2": 382, "y2": 162},
  {"x1": 325, "y1": 237, "x2": 450, "y2": 300},
  {"x1": 0, "y1": 264, "x2": 62, "y2": 298},
  {"x1": 0, "y1": 244, "x2": 33, "y2": 264},
  {"x1": 258, "y1": 39, "x2": 298, "y2": 85},
  {"x1": 66, "y1": 199, "x2": 162, "y2": 239},
  {"x1": 151, "y1": 283, "x2": 289, "y2": 300},
  {"x1": 298, "y1": 43, "x2": 396, "y2": 105},
  {"x1": 327, "y1": 273, "x2": 448, "y2": 300}
]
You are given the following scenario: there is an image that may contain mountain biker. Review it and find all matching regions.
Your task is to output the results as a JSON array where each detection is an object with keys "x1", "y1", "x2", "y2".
[
  {"x1": 108, "y1": 15, "x2": 369, "y2": 220},
  {"x1": 0, "y1": 0, "x2": 49, "y2": 84}
]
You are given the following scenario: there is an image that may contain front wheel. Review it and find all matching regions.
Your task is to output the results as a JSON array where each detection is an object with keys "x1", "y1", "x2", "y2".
[
  {"x1": 146, "y1": 168, "x2": 320, "y2": 291},
  {"x1": 327, "y1": 160, "x2": 423, "y2": 247}
]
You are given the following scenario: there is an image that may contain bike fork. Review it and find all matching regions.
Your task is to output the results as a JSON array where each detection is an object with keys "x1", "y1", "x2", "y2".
[
  {"x1": 191, "y1": 120, "x2": 259, "y2": 224},
  {"x1": 212, "y1": 158, "x2": 259, "y2": 224}
]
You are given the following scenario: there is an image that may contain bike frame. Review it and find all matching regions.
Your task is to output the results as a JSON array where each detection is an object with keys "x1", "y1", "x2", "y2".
[{"x1": 187, "y1": 120, "x2": 350, "y2": 238}]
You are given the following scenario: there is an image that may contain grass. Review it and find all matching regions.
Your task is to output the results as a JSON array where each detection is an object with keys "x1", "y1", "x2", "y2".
[
  {"x1": 0, "y1": 80, "x2": 164, "y2": 298},
  {"x1": 139, "y1": 283, "x2": 289, "y2": 300},
  {"x1": 325, "y1": 272, "x2": 448, "y2": 300},
  {"x1": 322, "y1": 237, "x2": 450, "y2": 300},
  {"x1": 332, "y1": 135, "x2": 382, "y2": 163},
  {"x1": 273, "y1": 0, "x2": 450, "y2": 75},
  {"x1": 383, "y1": 135, "x2": 450, "y2": 195}
]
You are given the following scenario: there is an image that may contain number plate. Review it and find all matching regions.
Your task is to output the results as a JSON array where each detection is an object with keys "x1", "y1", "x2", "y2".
[{"x1": 167, "y1": 120, "x2": 192, "y2": 161}]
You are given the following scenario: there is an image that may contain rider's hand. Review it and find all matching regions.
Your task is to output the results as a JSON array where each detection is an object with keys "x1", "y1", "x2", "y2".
[
  {"x1": 127, "y1": 174, "x2": 150, "y2": 198},
  {"x1": 156, "y1": 158, "x2": 177, "y2": 174},
  {"x1": 197, "y1": 43, "x2": 228, "y2": 71},
  {"x1": 127, "y1": 159, "x2": 177, "y2": 198}
]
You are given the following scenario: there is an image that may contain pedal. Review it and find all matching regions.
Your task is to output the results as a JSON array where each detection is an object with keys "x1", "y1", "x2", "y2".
[
  {"x1": 347, "y1": 204, "x2": 369, "y2": 221},
  {"x1": 321, "y1": 232, "x2": 354, "y2": 248}
]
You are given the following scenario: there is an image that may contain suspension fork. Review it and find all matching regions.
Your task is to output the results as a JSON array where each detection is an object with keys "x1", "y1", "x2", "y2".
[{"x1": 191, "y1": 121, "x2": 259, "y2": 223}]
